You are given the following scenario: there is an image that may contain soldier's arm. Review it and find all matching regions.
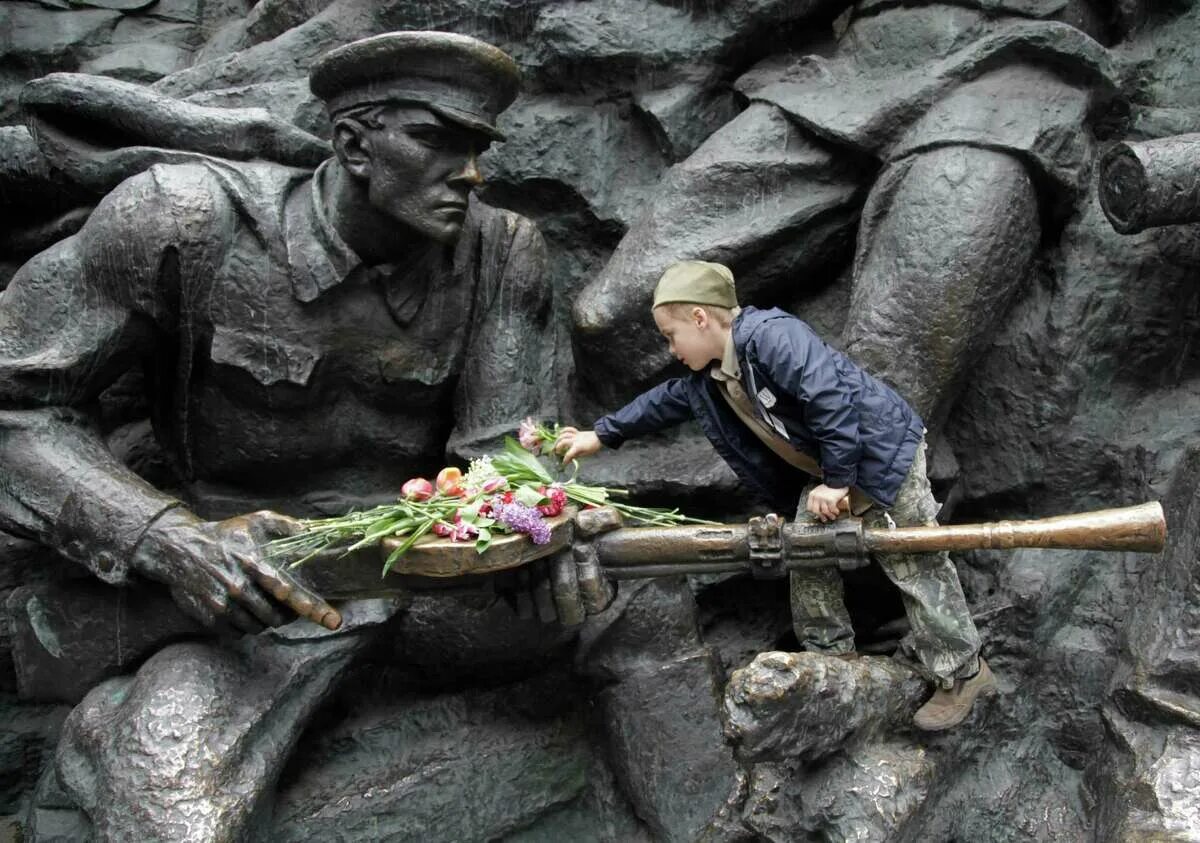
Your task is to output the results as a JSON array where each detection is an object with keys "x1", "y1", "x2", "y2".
[
  {"x1": 449, "y1": 211, "x2": 555, "y2": 459},
  {"x1": 0, "y1": 168, "x2": 340, "y2": 631},
  {"x1": 0, "y1": 170, "x2": 188, "y2": 584}
]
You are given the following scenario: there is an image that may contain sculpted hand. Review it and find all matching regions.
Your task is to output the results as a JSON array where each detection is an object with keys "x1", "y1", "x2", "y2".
[
  {"x1": 806, "y1": 484, "x2": 850, "y2": 523},
  {"x1": 133, "y1": 508, "x2": 342, "y2": 633},
  {"x1": 553, "y1": 427, "x2": 602, "y2": 464},
  {"x1": 500, "y1": 506, "x2": 622, "y2": 626}
]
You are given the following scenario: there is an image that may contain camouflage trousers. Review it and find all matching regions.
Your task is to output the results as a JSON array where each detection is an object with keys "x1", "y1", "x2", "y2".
[{"x1": 790, "y1": 438, "x2": 981, "y2": 685}]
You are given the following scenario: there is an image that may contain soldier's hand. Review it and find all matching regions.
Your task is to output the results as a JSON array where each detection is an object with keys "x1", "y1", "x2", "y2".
[
  {"x1": 550, "y1": 505, "x2": 622, "y2": 624},
  {"x1": 553, "y1": 427, "x2": 602, "y2": 464},
  {"x1": 806, "y1": 484, "x2": 850, "y2": 522},
  {"x1": 132, "y1": 508, "x2": 342, "y2": 633},
  {"x1": 500, "y1": 506, "x2": 622, "y2": 626}
]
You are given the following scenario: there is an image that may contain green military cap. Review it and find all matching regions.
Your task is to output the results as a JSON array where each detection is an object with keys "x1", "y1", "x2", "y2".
[
  {"x1": 652, "y1": 260, "x2": 739, "y2": 309},
  {"x1": 309, "y1": 31, "x2": 520, "y2": 141}
]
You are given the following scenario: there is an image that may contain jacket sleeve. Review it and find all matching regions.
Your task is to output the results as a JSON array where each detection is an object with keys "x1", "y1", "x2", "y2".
[
  {"x1": 0, "y1": 167, "x2": 219, "y2": 584},
  {"x1": 750, "y1": 319, "x2": 862, "y2": 488},
  {"x1": 593, "y1": 378, "x2": 694, "y2": 448}
]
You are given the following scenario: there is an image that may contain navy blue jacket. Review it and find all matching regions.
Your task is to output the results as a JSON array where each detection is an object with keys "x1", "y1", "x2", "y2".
[{"x1": 594, "y1": 307, "x2": 925, "y2": 511}]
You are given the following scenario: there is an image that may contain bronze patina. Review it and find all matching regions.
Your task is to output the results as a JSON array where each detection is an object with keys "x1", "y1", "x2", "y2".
[{"x1": 286, "y1": 501, "x2": 1168, "y2": 596}]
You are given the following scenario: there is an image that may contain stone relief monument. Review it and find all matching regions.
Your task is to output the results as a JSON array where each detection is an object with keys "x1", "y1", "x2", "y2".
[{"x1": 0, "y1": 0, "x2": 1199, "y2": 841}]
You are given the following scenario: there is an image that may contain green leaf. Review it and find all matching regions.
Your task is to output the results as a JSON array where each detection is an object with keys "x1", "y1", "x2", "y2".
[
  {"x1": 381, "y1": 519, "x2": 434, "y2": 576},
  {"x1": 475, "y1": 528, "x2": 493, "y2": 554},
  {"x1": 502, "y1": 437, "x2": 554, "y2": 484},
  {"x1": 515, "y1": 484, "x2": 547, "y2": 507},
  {"x1": 345, "y1": 515, "x2": 418, "y2": 552},
  {"x1": 458, "y1": 501, "x2": 482, "y2": 524}
]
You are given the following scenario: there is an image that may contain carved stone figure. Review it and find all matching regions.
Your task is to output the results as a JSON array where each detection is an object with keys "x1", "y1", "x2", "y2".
[
  {"x1": 0, "y1": 31, "x2": 557, "y2": 840},
  {"x1": 572, "y1": 0, "x2": 1120, "y2": 436},
  {"x1": 0, "y1": 1, "x2": 1195, "y2": 839}
]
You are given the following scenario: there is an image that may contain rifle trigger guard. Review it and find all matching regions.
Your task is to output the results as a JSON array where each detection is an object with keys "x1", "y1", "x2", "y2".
[{"x1": 747, "y1": 513, "x2": 787, "y2": 579}]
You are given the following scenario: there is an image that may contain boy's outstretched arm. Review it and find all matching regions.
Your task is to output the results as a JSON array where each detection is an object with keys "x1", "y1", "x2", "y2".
[{"x1": 557, "y1": 378, "x2": 694, "y2": 463}]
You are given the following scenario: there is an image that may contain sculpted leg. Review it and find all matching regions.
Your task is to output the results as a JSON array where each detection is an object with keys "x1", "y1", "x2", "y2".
[
  {"x1": 577, "y1": 579, "x2": 739, "y2": 840},
  {"x1": 842, "y1": 146, "x2": 1041, "y2": 433},
  {"x1": 41, "y1": 599, "x2": 403, "y2": 842},
  {"x1": 573, "y1": 102, "x2": 865, "y2": 404}
]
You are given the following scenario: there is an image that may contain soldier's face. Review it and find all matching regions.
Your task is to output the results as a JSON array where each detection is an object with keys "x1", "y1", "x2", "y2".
[{"x1": 365, "y1": 107, "x2": 491, "y2": 244}]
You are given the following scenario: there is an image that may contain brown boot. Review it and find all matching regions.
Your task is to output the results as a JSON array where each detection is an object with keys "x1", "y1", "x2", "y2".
[{"x1": 913, "y1": 658, "x2": 996, "y2": 731}]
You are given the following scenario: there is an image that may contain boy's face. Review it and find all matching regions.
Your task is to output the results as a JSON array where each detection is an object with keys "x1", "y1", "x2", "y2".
[{"x1": 653, "y1": 306, "x2": 725, "y2": 372}]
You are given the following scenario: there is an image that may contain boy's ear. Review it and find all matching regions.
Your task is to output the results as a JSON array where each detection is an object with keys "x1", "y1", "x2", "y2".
[
  {"x1": 332, "y1": 117, "x2": 373, "y2": 181},
  {"x1": 692, "y1": 306, "x2": 709, "y2": 328}
]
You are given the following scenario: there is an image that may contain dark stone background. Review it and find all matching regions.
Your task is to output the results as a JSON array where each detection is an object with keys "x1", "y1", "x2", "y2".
[{"x1": 2, "y1": 0, "x2": 1200, "y2": 840}]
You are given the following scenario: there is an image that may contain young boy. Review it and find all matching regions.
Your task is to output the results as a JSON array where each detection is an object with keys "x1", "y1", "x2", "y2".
[{"x1": 555, "y1": 260, "x2": 994, "y2": 731}]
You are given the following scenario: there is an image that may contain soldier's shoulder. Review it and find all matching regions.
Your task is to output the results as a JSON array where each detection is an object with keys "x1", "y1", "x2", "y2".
[
  {"x1": 116, "y1": 159, "x2": 307, "y2": 238},
  {"x1": 467, "y1": 198, "x2": 543, "y2": 242},
  {"x1": 97, "y1": 161, "x2": 228, "y2": 230},
  {"x1": 157, "y1": 156, "x2": 303, "y2": 193}
]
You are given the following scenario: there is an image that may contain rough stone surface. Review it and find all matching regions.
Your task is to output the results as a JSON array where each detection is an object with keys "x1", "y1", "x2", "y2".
[
  {"x1": 724, "y1": 652, "x2": 927, "y2": 763},
  {"x1": 270, "y1": 672, "x2": 630, "y2": 842},
  {"x1": 599, "y1": 653, "x2": 740, "y2": 843},
  {"x1": 0, "y1": 696, "x2": 70, "y2": 816},
  {"x1": 794, "y1": 741, "x2": 934, "y2": 842},
  {"x1": 1, "y1": 0, "x2": 1199, "y2": 840}
]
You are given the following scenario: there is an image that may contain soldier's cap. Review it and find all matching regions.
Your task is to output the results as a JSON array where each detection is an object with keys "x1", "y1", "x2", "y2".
[
  {"x1": 652, "y1": 261, "x2": 739, "y2": 310},
  {"x1": 309, "y1": 31, "x2": 520, "y2": 141}
]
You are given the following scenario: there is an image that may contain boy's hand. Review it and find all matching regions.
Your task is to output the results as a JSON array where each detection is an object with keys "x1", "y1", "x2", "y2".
[
  {"x1": 806, "y1": 484, "x2": 850, "y2": 522},
  {"x1": 553, "y1": 427, "x2": 602, "y2": 464}
]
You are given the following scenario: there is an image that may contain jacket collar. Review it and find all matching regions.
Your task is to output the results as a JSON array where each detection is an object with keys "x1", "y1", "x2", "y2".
[
  {"x1": 285, "y1": 160, "x2": 362, "y2": 304},
  {"x1": 284, "y1": 161, "x2": 435, "y2": 326}
]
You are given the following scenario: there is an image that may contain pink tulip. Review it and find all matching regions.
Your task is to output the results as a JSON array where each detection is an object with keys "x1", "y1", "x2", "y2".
[
  {"x1": 481, "y1": 476, "x2": 508, "y2": 494},
  {"x1": 452, "y1": 522, "x2": 478, "y2": 541},
  {"x1": 436, "y1": 467, "x2": 465, "y2": 497},
  {"x1": 401, "y1": 478, "x2": 434, "y2": 501},
  {"x1": 518, "y1": 417, "x2": 541, "y2": 453}
]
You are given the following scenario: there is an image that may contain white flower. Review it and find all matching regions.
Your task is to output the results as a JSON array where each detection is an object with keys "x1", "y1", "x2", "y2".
[{"x1": 464, "y1": 455, "x2": 500, "y2": 493}]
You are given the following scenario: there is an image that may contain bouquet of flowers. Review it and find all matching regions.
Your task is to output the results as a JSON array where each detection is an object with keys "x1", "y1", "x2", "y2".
[{"x1": 266, "y1": 419, "x2": 715, "y2": 575}]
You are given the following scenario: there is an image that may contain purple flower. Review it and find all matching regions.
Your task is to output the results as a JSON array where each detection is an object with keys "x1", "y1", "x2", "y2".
[{"x1": 492, "y1": 499, "x2": 552, "y2": 545}]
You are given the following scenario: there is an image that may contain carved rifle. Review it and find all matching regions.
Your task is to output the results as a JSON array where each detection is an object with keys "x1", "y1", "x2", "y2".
[
  {"x1": 297, "y1": 502, "x2": 1166, "y2": 598},
  {"x1": 591, "y1": 501, "x2": 1165, "y2": 580}
]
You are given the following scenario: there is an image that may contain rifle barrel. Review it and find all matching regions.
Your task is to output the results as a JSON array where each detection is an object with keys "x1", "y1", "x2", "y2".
[
  {"x1": 592, "y1": 502, "x2": 1166, "y2": 572},
  {"x1": 862, "y1": 502, "x2": 1165, "y2": 555}
]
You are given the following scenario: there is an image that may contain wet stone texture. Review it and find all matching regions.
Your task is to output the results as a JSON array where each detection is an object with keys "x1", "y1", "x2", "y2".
[
  {"x1": 2, "y1": 0, "x2": 1200, "y2": 841},
  {"x1": 269, "y1": 672, "x2": 643, "y2": 843}
]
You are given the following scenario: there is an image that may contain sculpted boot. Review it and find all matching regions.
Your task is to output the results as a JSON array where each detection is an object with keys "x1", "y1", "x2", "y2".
[{"x1": 912, "y1": 658, "x2": 996, "y2": 731}]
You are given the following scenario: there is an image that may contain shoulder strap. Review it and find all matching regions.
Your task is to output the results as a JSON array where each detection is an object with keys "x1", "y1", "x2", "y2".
[
  {"x1": 716, "y1": 378, "x2": 824, "y2": 477},
  {"x1": 715, "y1": 377, "x2": 875, "y2": 514}
]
